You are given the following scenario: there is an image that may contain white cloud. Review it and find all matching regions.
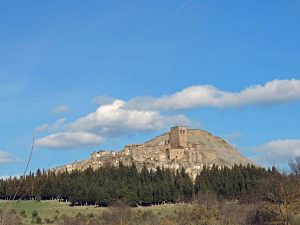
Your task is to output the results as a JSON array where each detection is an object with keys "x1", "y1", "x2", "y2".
[
  {"x1": 0, "y1": 150, "x2": 19, "y2": 164},
  {"x1": 36, "y1": 79, "x2": 300, "y2": 150},
  {"x1": 92, "y1": 95, "x2": 117, "y2": 105},
  {"x1": 35, "y1": 118, "x2": 66, "y2": 133},
  {"x1": 52, "y1": 105, "x2": 71, "y2": 114},
  {"x1": 126, "y1": 79, "x2": 300, "y2": 110},
  {"x1": 69, "y1": 100, "x2": 190, "y2": 136},
  {"x1": 36, "y1": 100, "x2": 189, "y2": 149},
  {"x1": 50, "y1": 118, "x2": 66, "y2": 131},
  {"x1": 35, "y1": 132, "x2": 103, "y2": 149},
  {"x1": 252, "y1": 139, "x2": 300, "y2": 165},
  {"x1": 35, "y1": 124, "x2": 50, "y2": 133}
]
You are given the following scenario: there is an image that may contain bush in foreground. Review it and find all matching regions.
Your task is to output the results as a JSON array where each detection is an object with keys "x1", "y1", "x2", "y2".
[{"x1": 0, "y1": 208, "x2": 23, "y2": 225}]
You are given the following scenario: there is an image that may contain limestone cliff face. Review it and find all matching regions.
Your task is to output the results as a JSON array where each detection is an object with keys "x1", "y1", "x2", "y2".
[{"x1": 52, "y1": 126, "x2": 253, "y2": 178}]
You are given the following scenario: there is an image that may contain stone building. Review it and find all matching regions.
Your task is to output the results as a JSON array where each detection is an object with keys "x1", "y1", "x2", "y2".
[{"x1": 51, "y1": 126, "x2": 253, "y2": 179}]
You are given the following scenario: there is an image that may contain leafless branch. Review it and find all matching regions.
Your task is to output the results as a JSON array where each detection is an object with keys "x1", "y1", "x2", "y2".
[{"x1": 0, "y1": 139, "x2": 35, "y2": 225}]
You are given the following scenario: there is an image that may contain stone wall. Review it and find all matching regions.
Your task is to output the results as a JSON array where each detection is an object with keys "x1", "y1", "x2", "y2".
[{"x1": 168, "y1": 148, "x2": 185, "y2": 161}]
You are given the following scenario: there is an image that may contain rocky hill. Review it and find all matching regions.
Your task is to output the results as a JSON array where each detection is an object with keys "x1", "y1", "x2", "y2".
[{"x1": 52, "y1": 126, "x2": 253, "y2": 178}]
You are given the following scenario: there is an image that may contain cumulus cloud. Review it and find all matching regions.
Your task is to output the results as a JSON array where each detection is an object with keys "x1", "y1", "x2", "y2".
[
  {"x1": 36, "y1": 100, "x2": 190, "y2": 149},
  {"x1": 68, "y1": 100, "x2": 190, "y2": 136},
  {"x1": 0, "y1": 150, "x2": 19, "y2": 164},
  {"x1": 35, "y1": 118, "x2": 66, "y2": 133},
  {"x1": 126, "y1": 79, "x2": 300, "y2": 110},
  {"x1": 35, "y1": 132, "x2": 103, "y2": 149},
  {"x1": 36, "y1": 79, "x2": 300, "y2": 150},
  {"x1": 252, "y1": 139, "x2": 300, "y2": 165},
  {"x1": 52, "y1": 105, "x2": 71, "y2": 114}
]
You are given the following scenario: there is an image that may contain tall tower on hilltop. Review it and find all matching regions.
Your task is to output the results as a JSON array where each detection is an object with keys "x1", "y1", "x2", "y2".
[{"x1": 169, "y1": 126, "x2": 188, "y2": 148}]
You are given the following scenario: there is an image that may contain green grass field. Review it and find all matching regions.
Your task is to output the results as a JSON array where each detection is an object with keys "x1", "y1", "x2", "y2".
[
  {"x1": 0, "y1": 200, "x2": 180, "y2": 225},
  {"x1": 1, "y1": 200, "x2": 300, "y2": 225}
]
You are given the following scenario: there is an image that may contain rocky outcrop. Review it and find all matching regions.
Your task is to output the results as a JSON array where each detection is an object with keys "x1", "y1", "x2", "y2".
[{"x1": 52, "y1": 126, "x2": 253, "y2": 179}]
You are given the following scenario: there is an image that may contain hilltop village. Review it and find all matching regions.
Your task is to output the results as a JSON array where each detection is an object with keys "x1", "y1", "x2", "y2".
[{"x1": 52, "y1": 126, "x2": 252, "y2": 178}]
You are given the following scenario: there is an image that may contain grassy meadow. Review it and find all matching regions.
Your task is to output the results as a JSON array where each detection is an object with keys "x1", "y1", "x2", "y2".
[
  {"x1": 1, "y1": 200, "x2": 300, "y2": 225},
  {"x1": 0, "y1": 200, "x2": 180, "y2": 225}
]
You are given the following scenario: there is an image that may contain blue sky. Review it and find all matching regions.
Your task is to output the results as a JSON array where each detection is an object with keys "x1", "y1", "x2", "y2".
[{"x1": 1, "y1": 0, "x2": 300, "y2": 177}]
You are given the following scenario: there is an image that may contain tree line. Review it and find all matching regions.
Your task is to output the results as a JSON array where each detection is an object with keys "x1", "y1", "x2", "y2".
[{"x1": 0, "y1": 163, "x2": 276, "y2": 206}]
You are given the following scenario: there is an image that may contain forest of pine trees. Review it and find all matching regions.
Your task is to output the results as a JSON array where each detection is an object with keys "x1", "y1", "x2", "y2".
[{"x1": 0, "y1": 163, "x2": 274, "y2": 206}]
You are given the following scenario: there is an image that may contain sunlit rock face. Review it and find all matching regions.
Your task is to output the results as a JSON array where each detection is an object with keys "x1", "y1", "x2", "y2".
[{"x1": 52, "y1": 126, "x2": 253, "y2": 179}]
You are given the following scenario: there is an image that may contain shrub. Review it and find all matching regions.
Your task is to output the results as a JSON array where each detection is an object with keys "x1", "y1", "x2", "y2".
[
  {"x1": 53, "y1": 215, "x2": 59, "y2": 221},
  {"x1": 0, "y1": 209, "x2": 23, "y2": 225},
  {"x1": 133, "y1": 211, "x2": 160, "y2": 225},
  {"x1": 76, "y1": 212, "x2": 82, "y2": 217},
  {"x1": 100, "y1": 204, "x2": 132, "y2": 225},
  {"x1": 44, "y1": 218, "x2": 54, "y2": 223},
  {"x1": 175, "y1": 204, "x2": 234, "y2": 225},
  {"x1": 246, "y1": 204, "x2": 292, "y2": 225},
  {"x1": 10, "y1": 209, "x2": 17, "y2": 214},
  {"x1": 58, "y1": 215, "x2": 87, "y2": 225},
  {"x1": 87, "y1": 213, "x2": 94, "y2": 218},
  {"x1": 36, "y1": 216, "x2": 42, "y2": 224},
  {"x1": 32, "y1": 210, "x2": 39, "y2": 218}
]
